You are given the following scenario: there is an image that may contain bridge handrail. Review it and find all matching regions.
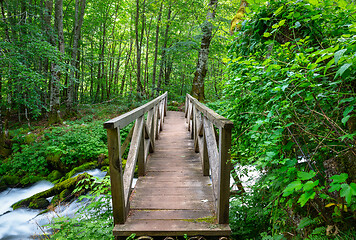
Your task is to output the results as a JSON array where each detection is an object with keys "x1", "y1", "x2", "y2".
[
  {"x1": 104, "y1": 92, "x2": 168, "y2": 224},
  {"x1": 185, "y1": 94, "x2": 233, "y2": 224}
]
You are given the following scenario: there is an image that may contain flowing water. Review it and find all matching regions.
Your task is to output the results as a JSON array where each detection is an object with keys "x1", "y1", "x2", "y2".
[{"x1": 0, "y1": 169, "x2": 107, "y2": 240}]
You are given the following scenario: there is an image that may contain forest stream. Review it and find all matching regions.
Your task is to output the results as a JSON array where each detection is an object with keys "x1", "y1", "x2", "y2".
[{"x1": 0, "y1": 169, "x2": 107, "y2": 240}]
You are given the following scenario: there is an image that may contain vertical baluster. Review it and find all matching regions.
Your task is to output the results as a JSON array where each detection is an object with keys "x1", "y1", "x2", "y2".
[
  {"x1": 137, "y1": 117, "x2": 145, "y2": 177},
  {"x1": 107, "y1": 128, "x2": 126, "y2": 224},
  {"x1": 217, "y1": 124, "x2": 233, "y2": 224}
]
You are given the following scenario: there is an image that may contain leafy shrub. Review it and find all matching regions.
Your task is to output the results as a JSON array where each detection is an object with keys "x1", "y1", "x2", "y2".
[
  {"x1": 48, "y1": 176, "x2": 114, "y2": 240},
  {"x1": 212, "y1": 0, "x2": 356, "y2": 238}
]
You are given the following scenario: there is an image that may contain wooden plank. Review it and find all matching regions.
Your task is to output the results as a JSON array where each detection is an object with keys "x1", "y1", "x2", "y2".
[
  {"x1": 146, "y1": 109, "x2": 155, "y2": 152},
  {"x1": 204, "y1": 117, "x2": 219, "y2": 203},
  {"x1": 113, "y1": 220, "x2": 231, "y2": 237},
  {"x1": 130, "y1": 199, "x2": 213, "y2": 210},
  {"x1": 129, "y1": 210, "x2": 214, "y2": 220},
  {"x1": 133, "y1": 186, "x2": 213, "y2": 196},
  {"x1": 120, "y1": 124, "x2": 134, "y2": 158},
  {"x1": 123, "y1": 117, "x2": 144, "y2": 206},
  {"x1": 107, "y1": 128, "x2": 126, "y2": 224},
  {"x1": 217, "y1": 126, "x2": 232, "y2": 224},
  {"x1": 104, "y1": 92, "x2": 167, "y2": 129}
]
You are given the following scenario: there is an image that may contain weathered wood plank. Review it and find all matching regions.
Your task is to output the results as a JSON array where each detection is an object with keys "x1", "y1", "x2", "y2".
[
  {"x1": 217, "y1": 126, "x2": 232, "y2": 224},
  {"x1": 129, "y1": 210, "x2": 213, "y2": 220},
  {"x1": 203, "y1": 117, "x2": 219, "y2": 202},
  {"x1": 113, "y1": 219, "x2": 231, "y2": 237},
  {"x1": 123, "y1": 117, "x2": 144, "y2": 206}
]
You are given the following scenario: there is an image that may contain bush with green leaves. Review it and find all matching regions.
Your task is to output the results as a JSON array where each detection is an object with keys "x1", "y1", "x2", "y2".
[
  {"x1": 48, "y1": 176, "x2": 114, "y2": 240},
  {"x1": 212, "y1": 0, "x2": 356, "y2": 238}
]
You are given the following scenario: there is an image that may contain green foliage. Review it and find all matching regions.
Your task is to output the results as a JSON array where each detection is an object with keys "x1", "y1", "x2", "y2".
[
  {"x1": 0, "y1": 120, "x2": 108, "y2": 185},
  {"x1": 48, "y1": 176, "x2": 115, "y2": 240},
  {"x1": 212, "y1": 0, "x2": 356, "y2": 238}
]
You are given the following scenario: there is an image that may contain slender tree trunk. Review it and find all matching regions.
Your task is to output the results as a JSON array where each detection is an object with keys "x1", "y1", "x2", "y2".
[
  {"x1": 135, "y1": 0, "x2": 146, "y2": 98},
  {"x1": 144, "y1": 16, "x2": 153, "y2": 97},
  {"x1": 157, "y1": 3, "x2": 172, "y2": 95},
  {"x1": 67, "y1": 0, "x2": 86, "y2": 111},
  {"x1": 191, "y1": 0, "x2": 218, "y2": 101},
  {"x1": 151, "y1": 1, "x2": 163, "y2": 97},
  {"x1": 48, "y1": 0, "x2": 64, "y2": 124},
  {"x1": 120, "y1": 40, "x2": 133, "y2": 95}
]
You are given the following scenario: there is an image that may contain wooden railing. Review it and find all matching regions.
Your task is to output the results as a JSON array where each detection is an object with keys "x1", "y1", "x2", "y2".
[
  {"x1": 185, "y1": 94, "x2": 233, "y2": 224},
  {"x1": 103, "y1": 92, "x2": 168, "y2": 224}
]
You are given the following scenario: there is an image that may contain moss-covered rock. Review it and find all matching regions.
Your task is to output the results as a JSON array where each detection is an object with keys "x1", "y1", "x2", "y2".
[
  {"x1": 20, "y1": 175, "x2": 45, "y2": 186},
  {"x1": 29, "y1": 198, "x2": 50, "y2": 209},
  {"x1": 59, "y1": 189, "x2": 71, "y2": 201},
  {"x1": 65, "y1": 161, "x2": 98, "y2": 179},
  {"x1": 12, "y1": 173, "x2": 92, "y2": 210},
  {"x1": 47, "y1": 170, "x2": 63, "y2": 182}
]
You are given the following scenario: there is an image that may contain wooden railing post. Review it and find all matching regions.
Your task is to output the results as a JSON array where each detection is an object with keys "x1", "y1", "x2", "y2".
[
  {"x1": 107, "y1": 128, "x2": 126, "y2": 224},
  {"x1": 217, "y1": 125, "x2": 232, "y2": 224}
]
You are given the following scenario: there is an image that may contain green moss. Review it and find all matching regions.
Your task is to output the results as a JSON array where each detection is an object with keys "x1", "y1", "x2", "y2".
[
  {"x1": 59, "y1": 189, "x2": 71, "y2": 201},
  {"x1": 12, "y1": 173, "x2": 91, "y2": 210},
  {"x1": 29, "y1": 198, "x2": 49, "y2": 209},
  {"x1": 65, "y1": 161, "x2": 97, "y2": 179},
  {"x1": 3, "y1": 175, "x2": 20, "y2": 186},
  {"x1": 183, "y1": 216, "x2": 217, "y2": 224},
  {"x1": 20, "y1": 175, "x2": 45, "y2": 186},
  {"x1": 47, "y1": 170, "x2": 63, "y2": 182}
]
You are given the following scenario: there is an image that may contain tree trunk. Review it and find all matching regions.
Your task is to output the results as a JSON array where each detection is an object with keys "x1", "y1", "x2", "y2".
[
  {"x1": 144, "y1": 16, "x2": 153, "y2": 96},
  {"x1": 151, "y1": 1, "x2": 163, "y2": 97},
  {"x1": 157, "y1": 3, "x2": 172, "y2": 95},
  {"x1": 48, "y1": 0, "x2": 63, "y2": 124},
  {"x1": 67, "y1": 0, "x2": 86, "y2": 111},
  {"x1": 191, "y1": 0, "x2": 218, "y2": 101},
  {"x1": 135, "y1": 0, "x2": 146, "y2": 98}
]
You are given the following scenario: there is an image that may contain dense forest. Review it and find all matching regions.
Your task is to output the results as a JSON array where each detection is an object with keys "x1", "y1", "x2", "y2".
[{"x1": 0, "y1": 0, "x2": 355, "y2": 239}]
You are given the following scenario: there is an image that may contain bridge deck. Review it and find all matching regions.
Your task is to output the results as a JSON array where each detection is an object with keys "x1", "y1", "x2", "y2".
[{"x1": 113, "y1": 111, "x2": 231, "y2": 238}]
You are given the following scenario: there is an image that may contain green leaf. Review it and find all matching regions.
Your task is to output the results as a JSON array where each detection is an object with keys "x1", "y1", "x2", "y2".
[
  {"x1": 343, "y1": 106, "x2": 354, "y2": 117},
  {"x1": 283, "y1": 180, "x2": 302, "y2": 197},
  {"x1": 263, "y1": 32, "x2": 271, "y2": 38},
  {"x1": 334, "y1": 49, "x2": 347, "y2": 65},
  {"x1": 339, "y1": 97, "x2": 355, "y2": 104},
  {"x1": 274, "y1": 6, "x2": 284, "y2": 16},
  {"x1": 298, "y1": 191, "x2": 316, "y2": 207},
  {"x1": 298, "y1": 217, "x2": 315, "y2": 229},
  {"x1": 278, "y1": 19, "x2": 286, "y2": 27},
  {"x1": 330, "y1": 173, "x2": 348, "y2": 183},
  {"x1": 335, "y1": 63, "x2": 353, "y2": 79},
  {"x1": 303, "y1": 180, "x2": 319, "y2": 192},
  {"x1": 341, "y1": 115, "x2": 351, "y2": 125},
  {"x1": 297, "y1": 170, "x2": 316, "y2": 180},
  {"x1": 308, "y1": 0, "x2": 319, "y2": 5},
  {"x1": 340, "y1": 183, "x2": 356, "y2": 204}
]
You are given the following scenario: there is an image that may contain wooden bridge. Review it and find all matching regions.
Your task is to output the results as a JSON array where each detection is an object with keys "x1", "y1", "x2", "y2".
[{"x1": 104, "y1": 92, "x2": 233, "y2": 239}]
